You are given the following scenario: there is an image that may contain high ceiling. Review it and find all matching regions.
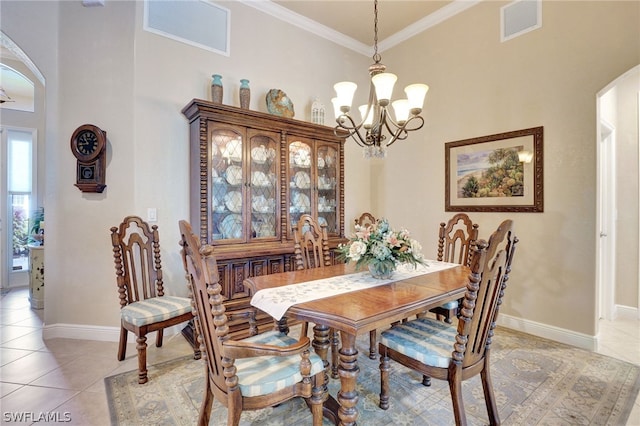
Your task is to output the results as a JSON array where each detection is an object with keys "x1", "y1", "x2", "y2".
[{"x1": 273, "y1": 0, "x2": 454, "y2": 46}]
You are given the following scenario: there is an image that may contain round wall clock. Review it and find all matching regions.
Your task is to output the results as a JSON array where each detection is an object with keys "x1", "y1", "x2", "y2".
[{"x1": 70, "y1": 124, "x2": 107, "y2": 193}]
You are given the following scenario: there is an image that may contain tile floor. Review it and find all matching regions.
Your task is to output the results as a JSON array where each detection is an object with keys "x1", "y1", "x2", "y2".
[{"x1": 1, "y1": 286, "x2": 639, "y2": 425}]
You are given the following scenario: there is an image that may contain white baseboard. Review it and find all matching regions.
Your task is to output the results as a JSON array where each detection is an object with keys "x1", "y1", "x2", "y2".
[
  {"x1": 613, "y1": 304, "x2": 639, "y2": 320},
  {"x1": 42, "y1": 323, "x2": 185, "y2": 342},
  {"x1": 497, "y1": 314, "x2": 597, "y2": 351}
]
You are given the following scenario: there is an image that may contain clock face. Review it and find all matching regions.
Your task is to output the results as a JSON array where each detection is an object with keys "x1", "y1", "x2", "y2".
[
  {"x1": 77, "y1": 130, "x2": 98, "y2": 155},
  {"x1": 70, "y1": 124, "x2": 105, "y2": 162}
]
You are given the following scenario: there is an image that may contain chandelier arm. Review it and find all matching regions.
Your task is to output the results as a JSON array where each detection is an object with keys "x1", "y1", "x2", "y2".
[
  {"x1": 335, "y1": 115, "x2": 371, "y2": 147},
  {"x1": 384, "y1": 116, "x2": 425, "y2": 147}
]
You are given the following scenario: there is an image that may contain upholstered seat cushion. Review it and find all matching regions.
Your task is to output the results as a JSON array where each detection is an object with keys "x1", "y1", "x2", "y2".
[
  {"x1": 234, "y1": 331, "x2": 325, "y2": 397},
  {"x1": 439, "y1": 300, "x2": 458, "y2": 310},
  {"x1": 120, "y1": 296, "x2": 192, "y2": 327},
  {"x1": 379, "y1": 317, "x2": 455, "y2": 368}
]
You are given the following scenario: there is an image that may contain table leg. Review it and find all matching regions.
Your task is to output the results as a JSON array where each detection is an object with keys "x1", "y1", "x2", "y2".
[
  {"x1": 312, "y1": 324, "x2": 339, "y2": 425},
  {"x1": 337, "y1": 331, "x2": 359, "y2": 426}
]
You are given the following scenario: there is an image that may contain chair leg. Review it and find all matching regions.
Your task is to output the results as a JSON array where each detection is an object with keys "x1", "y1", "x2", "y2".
[
  {"x1": 156, "y1": 328, "x2": 164, "y2": 347},
  {"x1": 481, "y1": 365, "x2": 500, "y2": 425},
  {"x1": 369, "y1": 330, "x2": 377, "y2": 359},
  {"x1": 117, "y1": 327, "x2": 127, "y2": 361},
  {"x1": 448, "y1": 375, "x2": 467, "y2": 426},
  {"x1": 197, "y1": 375, "x2": 214, "y2": 426},
  {"x1": 136, "y1": 334, "x2": 148, "y2": 384},
  {"x1": 330, "y1": 328, "x2": 339, "y2": 379},
  {"x1": 422, "y1": 375, "x2": 431, "y2": 386},
  {"x1": 379, "y1": 352, "x2": 390, "y2": 410}
]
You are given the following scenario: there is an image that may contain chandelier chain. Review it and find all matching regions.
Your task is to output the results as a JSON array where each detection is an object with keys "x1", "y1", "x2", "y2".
[{"x1": 373, "y1": 0, "x2": 381, "y2": 64}]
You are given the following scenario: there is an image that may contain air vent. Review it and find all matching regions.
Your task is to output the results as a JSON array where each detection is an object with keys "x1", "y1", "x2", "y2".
[{"x1": 501, "y1": 0, "x2": 541, "y2": 42}]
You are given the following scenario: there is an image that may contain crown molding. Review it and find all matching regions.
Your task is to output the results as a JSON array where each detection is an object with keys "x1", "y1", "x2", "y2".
[{"x1": 241, "y1": 0, "x2": 481, "y2": 57}]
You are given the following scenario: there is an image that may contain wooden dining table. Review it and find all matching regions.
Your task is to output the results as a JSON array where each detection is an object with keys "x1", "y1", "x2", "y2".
[{"x1": 244, "y1": 262, "x2": 470, "y2": 426}]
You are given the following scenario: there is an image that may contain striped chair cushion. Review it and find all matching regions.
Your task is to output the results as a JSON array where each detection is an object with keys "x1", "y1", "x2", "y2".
[
  {"x1": 121, "y1": 296, "x2": 192, "y2": 327},
  {"x1": 379, "y1": 317, "x2": 456, "y2": 368},
  {"x1": 439, "y1": 300, "x2": 459, "y2": 310},
  {"x1": 234, "y1": 331, "x2": 325, "y2": 397}
]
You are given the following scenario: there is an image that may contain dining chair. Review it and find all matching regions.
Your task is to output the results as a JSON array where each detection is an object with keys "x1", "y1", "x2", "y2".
[
  {"x1": 292, "y1": 214, "x2": 340, "y2": 378},
  {"x1": 110, "y1": 215, "x2": 199, "y2": 384},
  {"x1": 378, "y1": 219, "x2": 518, "y2": 426},
  {"x1": 429, "y1": 213, "x2": 479, "y2": 323},
  {"x1": 354, "y1": 212, "x2": 376, "y2": 230},
  {"x1": 179, "y1": 220, "x2": 326, "y2": 426}
]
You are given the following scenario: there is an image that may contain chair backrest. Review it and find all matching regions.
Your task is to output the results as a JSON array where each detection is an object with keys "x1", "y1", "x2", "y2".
[
  {"x1": 354, "y1": 212, "x2": 376, "y2": 230},
  {"x1": 110, "y1": 215, "x2": 164, "y2": 307},
  {"x1": 437, "y1": 213, "x2": 479, "y2": 266},
  {"x1": 292, "y1": 214, "x2": 330, "y2": 270},
  {"x1": 457, "y1": 219, "x2": 517, "y2": 369},
  {"x1": 179, "y1": 220, "x2": 229, "y2": 398}
]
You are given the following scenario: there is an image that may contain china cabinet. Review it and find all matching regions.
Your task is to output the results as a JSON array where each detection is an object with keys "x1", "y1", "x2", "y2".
[{"x1": 182, "y1": 99, "x2": 345, "y2": 336}]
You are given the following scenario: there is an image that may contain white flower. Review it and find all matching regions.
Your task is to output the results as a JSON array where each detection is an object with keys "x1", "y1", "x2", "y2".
[{"x1": 348, "y1": 240, "x2": 367, "y2": 262}]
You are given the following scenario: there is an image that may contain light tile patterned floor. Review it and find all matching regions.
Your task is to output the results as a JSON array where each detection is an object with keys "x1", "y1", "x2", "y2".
[{"x1": 1, "y1": 286, "x2": 639, "y2": 425}]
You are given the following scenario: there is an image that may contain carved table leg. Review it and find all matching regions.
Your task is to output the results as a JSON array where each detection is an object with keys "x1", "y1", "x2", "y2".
[{"x1": 337, "y1": 331, "x2": 359, "y2": 426}]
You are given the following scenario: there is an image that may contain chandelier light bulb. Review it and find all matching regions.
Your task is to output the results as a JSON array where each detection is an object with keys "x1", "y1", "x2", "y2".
[
  {"x1": 404, "y1": 84, "x2": 429, "y2": 114},
  {"x1": 371, "y1": 73, "x2": 397, "y2": 106},
  {"x1": 334, "y1": 81, "x2": 357, "y2": 112}
]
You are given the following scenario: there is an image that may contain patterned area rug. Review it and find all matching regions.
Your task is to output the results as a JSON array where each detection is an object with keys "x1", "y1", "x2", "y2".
[{"x1": 105, "y1": 327, "x2": 640, "y2": 425}]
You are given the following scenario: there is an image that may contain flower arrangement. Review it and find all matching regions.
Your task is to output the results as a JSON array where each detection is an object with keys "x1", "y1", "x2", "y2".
[{"x1": 337, "y1": 218, "x2": 425, "y2": 278}]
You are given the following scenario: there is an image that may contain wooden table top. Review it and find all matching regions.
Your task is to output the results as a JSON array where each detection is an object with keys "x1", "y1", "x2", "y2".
[{"x1": 244, "y1": 263, "x2": 469, "y2": 335}]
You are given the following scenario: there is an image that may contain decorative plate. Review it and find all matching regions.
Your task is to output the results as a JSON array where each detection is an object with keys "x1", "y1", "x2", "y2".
[
  {"x1": 294, "y1": 171, "x2": 311, "y2": 189},
  {"x1": 226, "y1": 165, "x2": 242, "y2": 185},
  {"x1": 225, "y1": 139, "x2": 242, "y2": 162},
  {"x1": 266, "y1": 89, "x2": 295, "y2": 118},
  {"x1": 252, "y1": 195, "x2": 270, "y2": 213},
  {"x1": 318, "y1": 157, "x2": 325, "y2": 168},
  {"x1": 251, "y1": 171, "x2": 269, "y2": 187},
  {"x1": 251, "y1": 145, "x2": 268, "y2": 163},
  {"x1": 318, "y1": 216, "x2": 328, "y2": 227},
  {"x1": 294, "y1": 193, "x2": 310, "y2": 212},
  {"x1": 224, "y1": 191, "x2": 242, "y2": 213},
  {"x1": 221, "y1": 214, "x2": 242, "y2": 239}
]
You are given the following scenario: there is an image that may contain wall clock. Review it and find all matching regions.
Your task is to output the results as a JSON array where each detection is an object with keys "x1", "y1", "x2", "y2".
[{"x1": 70, "y1": 124, "x2": 107, "y2": 193}]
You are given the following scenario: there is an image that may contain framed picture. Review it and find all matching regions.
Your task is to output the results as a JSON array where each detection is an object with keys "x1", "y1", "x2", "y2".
[{"x1": 445, "y1": 126, "x2": 543, "y2": 212}]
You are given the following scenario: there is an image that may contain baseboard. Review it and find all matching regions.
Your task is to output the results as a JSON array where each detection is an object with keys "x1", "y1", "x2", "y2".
[
  {"x1": 42, "y1": 323, "x2": 185, "y2": 342},
  {"x1": 613, "y1": 304, "x2": 639, "y2": 320},
  {"x1": 498, "y1": 314, "x2": 597, "y2": 351}
]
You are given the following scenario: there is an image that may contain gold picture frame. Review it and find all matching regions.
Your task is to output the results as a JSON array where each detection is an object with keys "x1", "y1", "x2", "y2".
[{"x1": 445, "y1": 126, "x2": 543, "y2": 212}]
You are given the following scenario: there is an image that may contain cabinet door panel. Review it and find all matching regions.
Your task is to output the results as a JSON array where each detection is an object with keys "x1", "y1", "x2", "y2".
[
  {"x1": 229, "y1": 262, "x2": 250, "y2": 299},
  {"x1": 210, "y1": 124, "x2": 246, "y2": 243},
  {"x1": 248, "y1": 130, "x2": 280, "y2": 240}
]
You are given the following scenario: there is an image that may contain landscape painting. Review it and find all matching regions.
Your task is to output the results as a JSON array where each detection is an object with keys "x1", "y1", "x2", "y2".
[{"x1": 445, "y1": 127, "x2": 544, "y2": 212}]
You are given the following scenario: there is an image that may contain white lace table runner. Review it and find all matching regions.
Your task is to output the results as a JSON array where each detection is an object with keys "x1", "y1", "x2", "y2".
[{"x1": 250, "y1": 260, "x2": 459, "y2": 320}]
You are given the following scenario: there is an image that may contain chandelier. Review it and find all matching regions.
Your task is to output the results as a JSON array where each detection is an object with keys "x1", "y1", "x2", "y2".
[{"x1": 332, "y1": 0, "x2": 429, "y2": 158}]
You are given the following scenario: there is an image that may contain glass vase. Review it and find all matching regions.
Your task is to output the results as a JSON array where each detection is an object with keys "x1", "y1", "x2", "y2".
[{"x1": 368, "y1": 262, "x2": 394, "y2": 279}]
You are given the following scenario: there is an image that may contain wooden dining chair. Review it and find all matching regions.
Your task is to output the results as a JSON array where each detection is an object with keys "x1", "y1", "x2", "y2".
[
  {"x1": 179, "y1": 220, "x2": 326, "y2": 426},
  {"x1": 292, "y1": 214, "x2": 340, "y2": 378},
  {"x1": 429, "y1": 213, "x2": 479, "y2": 323},
  {"x1": 378, "y1": 219, "x2": 518, "y2": 426},
  {"x1": 110, "y1": 215, "x2": 199, "y2": 384},
  {"x1": 354, "y1": 212, "x2": 376, "y2": 230}
]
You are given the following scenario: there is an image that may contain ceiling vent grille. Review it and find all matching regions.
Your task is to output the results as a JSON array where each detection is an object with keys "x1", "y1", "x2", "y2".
[{"x1": 501, "y1": 0, "x2": 541, "y2": 42}]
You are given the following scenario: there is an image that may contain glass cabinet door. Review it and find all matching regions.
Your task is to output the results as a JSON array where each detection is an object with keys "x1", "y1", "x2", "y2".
[
  {"x1": 316, "y1": 144, "x2": 338, "y2": 235},
  {"x1": 210, "y1": 127, "x2": 244, "y2": 242},
  {"x1": 288, "y1": 140, "x2": 313, "y2": 232},
  {"x1": 248, "y1": 130, "x2": 278, "y2": 239}
]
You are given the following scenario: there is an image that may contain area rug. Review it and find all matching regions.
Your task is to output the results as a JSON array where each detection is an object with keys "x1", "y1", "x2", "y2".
[{"x1": 105, "y1": 327, "x2": 640, "y2": 425}]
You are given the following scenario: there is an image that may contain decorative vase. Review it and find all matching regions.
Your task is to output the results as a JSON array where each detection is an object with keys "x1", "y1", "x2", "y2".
[
  {"x1": 211, "y1": 74, "x2": 223, "y2": 103},
  {"x1": 368, "y1": 263, "x2": 394, "y2": 279},
  {"x1": 239, "y1": 79, "x2": 250, "y2": 109}
]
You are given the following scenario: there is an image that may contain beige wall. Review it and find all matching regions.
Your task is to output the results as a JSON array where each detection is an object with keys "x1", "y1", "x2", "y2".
[
  {"x1": 376, "y1": 1, "x2": 639, "y2": 335},
  {"x1": 1, "y1": 1, "x2": 638, "y2": 340}
]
